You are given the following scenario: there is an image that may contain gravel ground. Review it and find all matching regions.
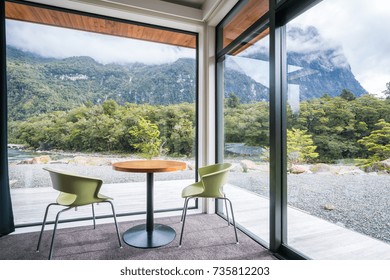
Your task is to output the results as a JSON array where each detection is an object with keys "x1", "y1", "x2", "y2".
[
  {"x1": 229, "y1": 171, "x2": 390, "y2": 244},
  {"x1": 8, "y1": 162, "x2": 390, "y2": 244}
]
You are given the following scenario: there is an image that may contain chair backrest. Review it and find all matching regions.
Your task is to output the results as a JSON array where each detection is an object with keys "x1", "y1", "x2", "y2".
[
  {"x1": 198, "y1": 163, "x2": 232, "y2": 198},
  {"x1": 43, "y1": 167, "x2": 103, "y2": 206}
]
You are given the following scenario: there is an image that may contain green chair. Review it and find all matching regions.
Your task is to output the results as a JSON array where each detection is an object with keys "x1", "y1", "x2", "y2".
[
  {"x1": 36, "y1": 167, "x2": 122, "y2": 259},
  {"x1": 179, "y1": 163, "x2": 238, "y2": 246}
]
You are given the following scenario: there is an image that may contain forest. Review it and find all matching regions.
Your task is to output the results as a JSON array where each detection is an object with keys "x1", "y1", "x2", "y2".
[{"x1": 8, "y1": 92, "x2": 390, "y2": 170}]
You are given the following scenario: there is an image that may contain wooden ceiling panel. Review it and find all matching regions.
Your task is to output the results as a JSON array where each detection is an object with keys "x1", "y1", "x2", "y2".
[
  {"x1": 222, "y1": 0, "x2": 269, "y2": 48},
  {"x1": 5, "y1": 1, "x2": 196, "y2": 49}
]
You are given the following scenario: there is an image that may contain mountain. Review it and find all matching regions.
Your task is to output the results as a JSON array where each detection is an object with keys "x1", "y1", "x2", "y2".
[
  {"x1": 286, "y1": 26, "x2": 367, "y2": 100},
  {"x1": 6, "y1": 46, "x2": 197, "y2": 121},
  {"x1": 231, "y1": 25, "x2": 367, "y2": 101},
  {"x1": 6, "y1": 25, "x2": 367, "y2": 121}
]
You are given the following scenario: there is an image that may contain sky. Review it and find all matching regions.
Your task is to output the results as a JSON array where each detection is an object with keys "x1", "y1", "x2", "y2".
[
  {"x1": 290, "y1": 0, "x2": 390, "y2": 97},
  {"x1": 5, "y1": 0, "x2": 390, "y2": 96},
  {"x1": 5, "y1": 20, "x2": 195, "y2": 65}
]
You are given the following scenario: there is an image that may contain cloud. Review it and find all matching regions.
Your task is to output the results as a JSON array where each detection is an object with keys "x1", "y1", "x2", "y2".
[
  {"x1": 5, "y1": 20, "x2": 195, "y2": 65},
  {"x1": 291, "y1": 0, "x2": 390, "y2": 96}
]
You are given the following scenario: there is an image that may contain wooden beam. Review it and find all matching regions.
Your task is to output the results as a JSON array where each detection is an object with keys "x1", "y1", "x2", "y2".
[{"x1": 5, "y1": 1, "x2": 196, "y2": 48}]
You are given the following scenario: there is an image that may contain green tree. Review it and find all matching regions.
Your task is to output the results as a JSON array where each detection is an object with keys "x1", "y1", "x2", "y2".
[
  {"x1": 357, "y1": 119, "x2": 390, "y2": 170},
  {"x1": 339, "y1": 89, "x2": 356, "y2": 101},
  {"x1": 383, "y1": 82, "x2": 390, "y2": 99},
  {"x1": 287, "y1": 128, "x2": 319, "y2": 164},
  {"x1": 169, "y1": 118, "x2": 195, "y2": 156},
  {"x1": 226, "y1": 92, "x2": 240, "y2": 108},
  {"x1": 128, "y1": 116, "x2": 162, "y2": 159},
  {"x1": 102, "y1": 99, "x2": 118, "y2": 116}
]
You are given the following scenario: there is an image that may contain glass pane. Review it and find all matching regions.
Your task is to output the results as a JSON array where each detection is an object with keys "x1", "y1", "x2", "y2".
[
  {"x1": 7, "y1": 14, "x2": 197, "y2": 225},
  {"x1": 221, "y1": 32, "x2": 270, "y2": 244},
  {"x1": 286, "y1": 0, "x2": 390, "y2": 259},
  {"x1": 218, "y1": 0, "x2": 269, "y2": 51}
]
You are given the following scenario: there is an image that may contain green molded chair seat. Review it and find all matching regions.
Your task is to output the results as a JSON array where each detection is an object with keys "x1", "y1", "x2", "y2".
[
  {"x1": 179, "y1": 163, "x2": 238, "y2": 246},
  {"x1": 36, "y1": 167, "x2": 122, "y2": 259}
]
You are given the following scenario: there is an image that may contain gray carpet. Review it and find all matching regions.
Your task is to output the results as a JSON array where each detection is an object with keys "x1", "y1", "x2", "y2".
[{"x1": 0, "y1": 214, "x2": 277, "y2": 260}]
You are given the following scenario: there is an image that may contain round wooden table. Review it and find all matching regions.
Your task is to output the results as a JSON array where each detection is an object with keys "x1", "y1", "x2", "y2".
[{"x1": 112, "y1": 159, "x2": 186, "y2": 248}]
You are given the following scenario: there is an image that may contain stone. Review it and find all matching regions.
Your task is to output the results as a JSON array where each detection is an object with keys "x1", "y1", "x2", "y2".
[
  {"x1": 323, "y1": 204, "x2": 335, "y2": 211},
  {"x1": 240, "y1": 160, "x2": 258, "y2": 172},
  {"x1": 379, "y1": 158, "x2": 390, "y2": 169},
  {"x1": 68, "y1": 156, "x2": 111, "y2": 166},
  {"x1": 336, "y1": 166, "x2": 365, "y2": 175},
  {"x1": 310, "y1": 163, "x2": 332, "y2": 173},
  {"x1": 31, "y1": 155, "x2": 51, "y2": 164},
  {"x1": 290, "y1": 165, "x2": 309, "y2": 174}
]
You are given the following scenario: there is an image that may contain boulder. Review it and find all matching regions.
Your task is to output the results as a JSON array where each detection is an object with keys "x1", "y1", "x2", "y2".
[
  {"x1": 290, "y1": 165, "x2": 309, "y2": 174},
  {"x1": 32, "y1": 155, "x2": 51, "y2": 164},
  {"x1": 336, "y1": 166, "x2": 365, "y2": 175},
  {"x1": 240, "y1": 160, "x2": 258, "y2": 172},
  {"x1": 68, "y1": 156, "x2": 111, "y2": 166},
  {"x1": 310, "y1": 163, "x2": 332, "y2": 173},
  {"x1": 379, "y1": 158, "x2": 390, "y2": 168},
  {"x1": 323, "y1": 204, "x2": 335, "y2": 211},
  {"x1": 18, "y1": 159, "x2": 33, "y2": 164}
]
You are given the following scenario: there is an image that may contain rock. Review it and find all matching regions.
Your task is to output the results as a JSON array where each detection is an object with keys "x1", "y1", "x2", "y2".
[
  {"x1": 310, "y1": 163, "x2": 332, "y2": 173},
  {"x1": 323, "y1": 204, "x2": 335, "y2": 211},
  {"x1": 68, "y1": 156, "x2": 111, "y2": 166},
  {"x1": 49, "y1": 159, "x2": 70, "y2": 164},
  {"x1": 240, "y1": 160, "x2": 258, "y2": 172},
  {"x1": 32, "y1": 155, "x2": 51, "y2": 164},
  {"x1": 290, "y1": 165, "x2": 309, "y2": 174},
  {"x1": 18, "y1": 159, "x2": 33, "y2": 164},
  {"x1": 379, "y1": 158, "x2": 390, "y2": 169},
  {"x1": 231, "y1": 163, "x2": 243, "y2": 172},
  {"x1": 337, "y1": 166, "x2": 365, "y2": 175},
  {"x1": 9, "y1": 179, "x2": 18, "y2": 187}
]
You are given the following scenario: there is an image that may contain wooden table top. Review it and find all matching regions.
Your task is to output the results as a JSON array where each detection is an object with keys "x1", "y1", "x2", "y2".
[{"x1": 112, "y1": 159, "x2": 187, "y2": 173}]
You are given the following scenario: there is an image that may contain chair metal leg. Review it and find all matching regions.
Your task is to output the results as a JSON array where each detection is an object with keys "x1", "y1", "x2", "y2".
[
  {"x1": 36, "y1": 203, "x2": 58, "y2": 252},
  {"x1": 48, "y1": 207, "x2": 72, "y2": 260},
  {"x1": 92, "y1": 203, "x2": 96, "y2": 229},
  {"x1": 224, "y1": 197, "x2": 239, "y2": 244},
  {"x1": 179, "y1": 197, "x2": 190, "y2": 247},
  {"x1": 103, "y1": 200, "x2": 122, "y2": 248},
  {"x1": 223, "y1": 194, "x2": 230, "y2": 226},
  {"x1": 180, "y1": 198, "x2": 186, "y2": 222}
]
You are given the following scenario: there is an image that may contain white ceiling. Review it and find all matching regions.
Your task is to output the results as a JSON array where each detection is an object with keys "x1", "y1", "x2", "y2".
[
  {"x1": 24, "y1": 0, "x2": 238, "y2": 30},
  {"x1": 161, "y1": 0, "x2": 207, "y2": 10},
  {"x1": 95, "y1": 0, "x2": 236, "y2": 23}
]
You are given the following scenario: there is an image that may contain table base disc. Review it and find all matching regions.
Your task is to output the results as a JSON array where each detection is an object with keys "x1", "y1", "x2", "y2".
[{"x1": 123, "y1": 224, "x2": 176, "y2": 248}]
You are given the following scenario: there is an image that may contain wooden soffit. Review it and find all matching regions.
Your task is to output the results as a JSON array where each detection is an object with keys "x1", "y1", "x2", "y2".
[
  {"x1": 222, "y1": 0, "x2": 269, "y2": 50},
  {"x1": 5, "y1": 1, "x2": 197, "y2": 49}
]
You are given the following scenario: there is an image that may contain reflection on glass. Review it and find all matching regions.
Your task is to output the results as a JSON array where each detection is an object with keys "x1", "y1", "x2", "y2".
[
  {"x1": 286, "y1": 0, "x2": 390, "y2": 259},
  {"x1": 221, "y1": 34, "x2": 270, "y2": 244}
]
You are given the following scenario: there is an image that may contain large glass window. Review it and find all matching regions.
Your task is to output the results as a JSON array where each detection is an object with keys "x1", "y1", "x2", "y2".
[
  {"x1": 6, "y1": 3, "x2": 197, "y2": 226},
  {"x1": 221, "y1": 33, "x2": 270, "y2": 244},
  {"x1": 285, "y1": 0, "x2": 390, "y2": 259},
  {"x1": 216, "y1": 0, "x2": 270, "y2": 245}
]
